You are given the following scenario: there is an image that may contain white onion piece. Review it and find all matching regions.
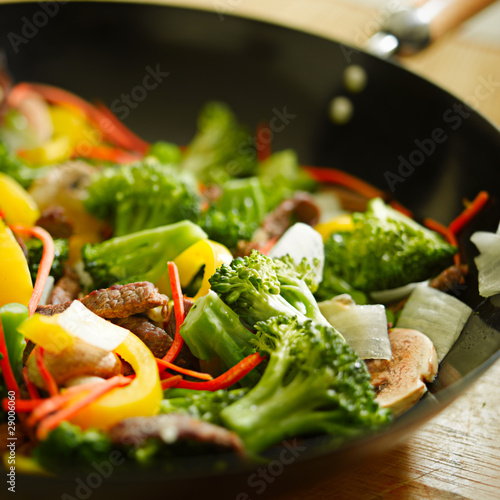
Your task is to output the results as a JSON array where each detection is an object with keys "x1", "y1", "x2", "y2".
[
  {"x1": 471, "y1": 230, "x2": 500, "y2": 297},
  {"x1": 269, "y1": 222, "x2": 324, "y2": 283},
  {"x1": 396, "y1": 285, "x2": 472, "y2": 362},
  {"x1": 370, "y1": 280, "x2": 428, "y2": 304},
  {"x1": 470, "y1": 231, "x2": 500, "y2": 255},
  {"x1": 310, "y1": 190, "x2": 346, "y2": 223},
  {"x1": 38, "y1": 275, "x2": 55, "y2": 306},
  {"x1": 319, "y1": 294, "x2": 391, "y2": 359}
]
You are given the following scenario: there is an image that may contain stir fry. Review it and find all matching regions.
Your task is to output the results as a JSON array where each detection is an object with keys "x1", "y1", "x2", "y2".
[{"x1": 0, "y1": 79, "x2": 492, "y2": 473}]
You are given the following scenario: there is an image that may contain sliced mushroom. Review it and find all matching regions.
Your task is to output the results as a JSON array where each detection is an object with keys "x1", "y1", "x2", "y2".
[
  {"x1": 365, "y1": 328, "x2": 438, "y2": 416},
  {"x1": 26, "y1": 340, "x2": 122, "y2": 391}
]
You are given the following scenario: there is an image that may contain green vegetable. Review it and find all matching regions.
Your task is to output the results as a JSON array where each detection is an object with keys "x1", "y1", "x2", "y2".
[
  {"x1": 32, "y1": 421, "x2": 112, "y2": 471},
  {"x1": 318, "y1": 198, "x2": 456, "y2": 293},
  {"x1": 0, "y1": 141, "x2": 48, "y2": 189},
  {"x1": 220, "y1": 316, "x2": 391, "y2": 453},
  {"x1": 146, "y1": 141, "x2": 183, "y2": 165},
  {"x1": 182, "y1": 102, "x2": 257, "y2": 184},
  {"x1": 314, "y1": 271, "x2": 368, "y2": 304},
  {"x1": 161, "y1": 388, "x2": 248, "y2": 426},
  {"x1": 82, "y1": 221, "x2": 207, "y2": 289},
  {"x1": 84, "y1": 158, "x2": 200, "y2": 237},
  {"x1": 208, "y1": 250, "x2": 329, "y2": 330},
  {"x1": 26, "y1": 238, "x2": 69, "y2": 283},
  {"x1": 199, "y1": 177, "x2": 267, "y2": 249},
  {"x1": 257, "y1": 149, "x2": 316, "y2": 211},
  {"x1": 180, "y1": 291, "x2": 261, "y2": 387},
  {"x1": 0, "y1": 303, "x2": 29, "y2": 378}
]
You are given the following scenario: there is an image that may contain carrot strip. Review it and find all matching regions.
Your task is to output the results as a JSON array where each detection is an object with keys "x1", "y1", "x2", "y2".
[
  {"x1": 36, "y1": 376, "x2": 131, "y2": 440},
  {"x1": 256, "y1": 121, "x2": 272, "y2": 162},
  {"x1": 389, "y1": 200, "x2": 413, "y2": 218},
  {"x1": 156, "y1": 358, "x2": 213, "y2": 381},
  {"x1": 9, "y1": 225, "x2": 55, "y2": 316},
  {"x1": 162, "y1": 262, "x2": 185, "y2": 364},
  {"x1": 35, "y1": 347, "x2": 59, "y2": 397},
  {"x1": 160, "y1": 375, "x2": 183, "y2": 390},
  {"x1": 175, "y1": 352, "x2": 265, "y2": 391},
  {"x1": 72, "y1": 144, "x2": 140, "y2": 164},
  {"x1": 22, "y1": 366, "x2": 40, "y2": 400},
  {"x1": 259, "y1": 236, "x2": 279, "y2": 256},
  {"x1": 8, "y1": 83, "x2": 149, "y2": 154},
  {"x1": 424, "y1": 217, "x2": 460, "y2": 266},
  {"x1": 303, "y1": 166, "x2": 385, "y2": 200},
  {"x1": 449, "y1": 191, "x2": 490, "y2": 236},
  {"x1": 0, "y1": 320, "x2": 20, "y2": 396},
  {"x1": 94, "y1": 102, "x2": 150, "y2": 154}
]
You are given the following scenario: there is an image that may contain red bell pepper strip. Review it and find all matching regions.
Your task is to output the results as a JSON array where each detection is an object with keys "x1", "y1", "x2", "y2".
[{"x1": 449, "y1": 191, "x2": 490, "y2": 236}]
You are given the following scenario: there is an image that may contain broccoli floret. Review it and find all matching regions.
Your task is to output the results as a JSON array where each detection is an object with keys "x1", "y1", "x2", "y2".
[
  {"x1": 26, "y1": 238, "x2": 69, "y2": 283},
  {"x1": 146, "y1": 141, "x2": 183, "y2": 165},
  {"x1": 220, "y1": 316, "x2": 391, "y2": 453},
  {"x1": 0, "y1": 141, "x2": 49, "y2": 189},
  {"x1": 180, "y1": 291, "x2": 261, "y2": 387},
  {"x1": 318, "y1": 198, "x2": 457, "y2": 293},
  {"x1": 314, "y1": 271, "x2": 368, "y2": 304},
  {"x1": 208, "y1": 250, "x2": 329, "y2": 330},
  {"x1": 84, "y1": 158, "x2": 200, "y2": 237},
  {"x1": 257, "y1": 150, "x2": 317, "y2": 211},
  {"x1": 182, "y1": 102, "x2": 257, "y2": 184},
  {"x1": 82, "y1": 221, "x2": 207, "y2": 289},
  {"x1": 32, "y1": 422, "x2": 112, "y2": 471},
  {"x1": 160, "y1": 388, "x2": 248, "y2": 426},
  {"x1": 199, "y1": 177, "x2": 266, "y2": 249}
]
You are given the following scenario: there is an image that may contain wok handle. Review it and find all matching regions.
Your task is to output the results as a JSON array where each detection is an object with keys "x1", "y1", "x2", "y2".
[
  {"x1": 421, "y1": 0, "x2": 497, "y2": 42},
  {"x1": 371, "y1": 0, "x2": 496, "y2": 56}
]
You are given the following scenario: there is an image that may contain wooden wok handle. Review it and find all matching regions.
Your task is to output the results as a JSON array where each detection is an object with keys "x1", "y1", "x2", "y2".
[
  {"x1": 420, "y1": 0, "x2": 497, "y2": 42},
  {"x1": 370, "y1": 0, "x2": 496, "y2": 56}
]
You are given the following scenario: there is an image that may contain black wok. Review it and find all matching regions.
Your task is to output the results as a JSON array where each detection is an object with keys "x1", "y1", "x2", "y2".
[{"x1": 0, "y1": 2, "x2": 499, "y2": 499}]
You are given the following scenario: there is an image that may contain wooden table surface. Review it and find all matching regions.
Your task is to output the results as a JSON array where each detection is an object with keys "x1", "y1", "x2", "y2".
[{"x1": 171, "y1": 1, "x2": 500, "y2": 499}]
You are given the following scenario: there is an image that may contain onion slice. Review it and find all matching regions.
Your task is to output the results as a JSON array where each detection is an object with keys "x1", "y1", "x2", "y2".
[
  {"x1": 269, "y1": 222, "x2": 324, "y2": 283},
  {"x1": 319, "y1": 294, "x2": 391, "y2": 359},
  {"x1": 471, "y1": 230, "x2": 500, "y2": 298},
  {"x1": 396, "y1": 285, "x2": 472, "y2": 362}
]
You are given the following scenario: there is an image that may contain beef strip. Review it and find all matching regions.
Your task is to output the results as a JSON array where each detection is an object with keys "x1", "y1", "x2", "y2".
[
  {"x1": 429, "y1": 264, "x2": 468, "y2": 294},
  {"x1": 36, "y1": 281, "x2": 168, "y2": 319},
  {"x1": 49, "y1": 266, "x2": 81, "y2": 305},
  {"x1": 35, "y1": 205, "x2": 73, "y2": 239},
  {"x1": 112, "y1": 316, "x2": 173, "y2": 358},
  {"x1": 109, "y1": 414, "x2": 244, "y2": 455},
  {"x1": 236, "y1": 191, "x2": 320, "y2": 256}
]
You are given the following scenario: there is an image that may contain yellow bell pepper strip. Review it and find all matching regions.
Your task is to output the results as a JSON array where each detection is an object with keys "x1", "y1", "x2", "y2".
[
  {"x1": 172, "y1": 239, "x2": 233, "y2": 300},
  {"x1": 70, "y1": 332, "x2": 162, "y2": 431},
  {"x1": 0, "y1": 172, "x2": 40, "y2": 226},
  {"x1": 18, "y1": 135, "x2": 72, "y2": 165},
  {"x1": 314, "y1": 214, "x2": 354, "y2": 241},
  {"x1": 0, "y1": 219, "x2": 33, "y2": 309}
]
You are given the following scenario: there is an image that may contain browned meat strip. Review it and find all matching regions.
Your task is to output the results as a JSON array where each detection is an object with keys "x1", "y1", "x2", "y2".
[
  {"x1": 35, "y1": 205, "x2": 73, "y2": 239},
  {"x1": 36, "y1": 303, "x2": 69, "y2": 316},
  {"x1": 236, "y1": 192, "x2": 320, "y2": 256},
  {"x1": 36, "y1": 282, "x2": 168, "y2": 319},
  {"x1": 80, "y1": 282, "x2": 168, "y2": 319},
  {"x1": 429, "y1": 264, "x2": 468, "y2": 294},
  {"x1": 109, "y1": 414, "x2": 244, "y2": 454},
  {"x1": 50, "y1": 266, "x2": 81, "y2": 305},
  {"x1": 262, "y1": 191, "x2": 320, "y2": 238},
  {"x1": 112, "y1": 316, "x2": 173, "y2": 358}
]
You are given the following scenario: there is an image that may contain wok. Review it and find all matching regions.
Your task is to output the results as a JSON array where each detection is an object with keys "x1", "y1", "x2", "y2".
[{"x1": 0, "y1": 1, "x2": 499, "y2": 499}]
